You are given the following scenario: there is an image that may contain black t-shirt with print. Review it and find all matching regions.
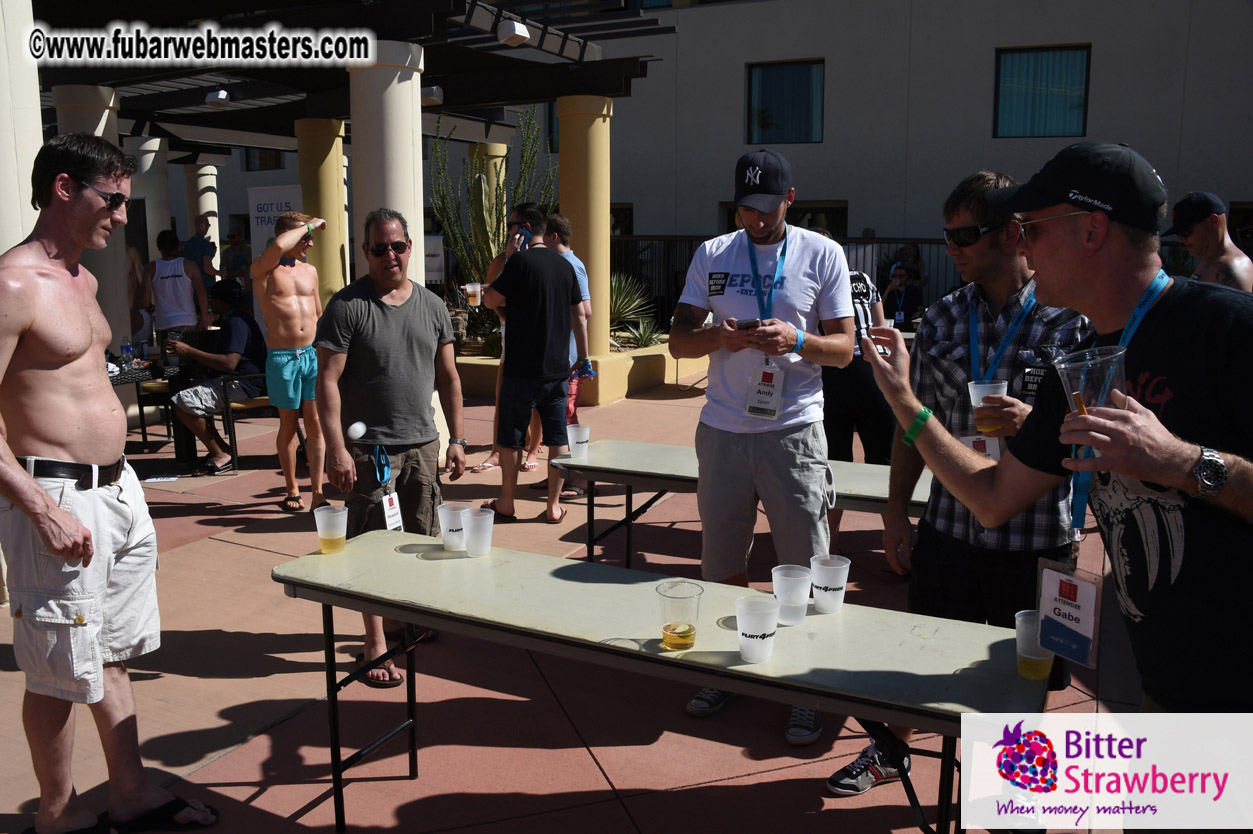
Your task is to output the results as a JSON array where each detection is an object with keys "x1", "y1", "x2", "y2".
[{"x1": 1011, "y1": 278, "x2": 1253, "y2": 710}]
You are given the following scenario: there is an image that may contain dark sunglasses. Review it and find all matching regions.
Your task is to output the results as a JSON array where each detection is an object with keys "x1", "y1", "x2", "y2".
[
  {"x1": 941, "y1": 223, "x2": 995, "y2": 247},
  {"x1": 369, "y1": 240, "x2": 409, "y2": 257},
  {"x1": 77, "y1": 179, "x2": 130, "y2": 212},
  {"x1": 300, "y1": 233, "x2": 313, "y2": 243}
]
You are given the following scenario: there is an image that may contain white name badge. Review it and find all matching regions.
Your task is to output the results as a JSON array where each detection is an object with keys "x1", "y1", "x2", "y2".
[
  {"x1": 960, "y1": 433, "x2": 1001, "y2": 461},
  {"x1": 894, "y1": 310, "x2": 906, "y2": 325},
  {"x1": 381, "y1": 492, "x2": 404, "y2": 531},
  {"x1": 1037, "y1": 564, "x2": 1101, "y2": 668},
  {"x1": 744, "y1": 362, "x2": 785, "y2": 420}
]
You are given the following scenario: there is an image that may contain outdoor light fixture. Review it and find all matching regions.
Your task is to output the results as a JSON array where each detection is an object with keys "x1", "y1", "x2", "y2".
[
  {"x1": 421, "y1": 85, "x2": 444, "y2": 106},
  {"x1": 496, "y1": 19, "x2": 529, "y2": 46},
  {"x1": 204, "y1": 89, "x2": 230, "y2": 107}
]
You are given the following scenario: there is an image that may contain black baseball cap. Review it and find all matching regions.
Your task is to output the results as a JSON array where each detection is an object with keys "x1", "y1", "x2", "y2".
[
  {"x1": 734, "y1": 149, "x2": 792, "y2": 212},
  {"x1": 1163, "y1": 191, "x2": 1225, "y2": 237},
  {"x1": 990, "y1": 142, "x2": 1167, "y2": 232},
  {"x1": 208, "y1": 279, "x2": 243, "y2": 306}
]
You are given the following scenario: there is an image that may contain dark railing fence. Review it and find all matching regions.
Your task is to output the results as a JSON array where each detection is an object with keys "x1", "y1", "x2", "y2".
[{"x1": 611, "y1": 236, "x2": 1199, "y2": 329}]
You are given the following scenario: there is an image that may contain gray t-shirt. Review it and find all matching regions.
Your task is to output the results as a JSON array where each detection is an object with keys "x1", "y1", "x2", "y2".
[{"x1": 314, "y1": 277, "x2": 453, "y2": 446}]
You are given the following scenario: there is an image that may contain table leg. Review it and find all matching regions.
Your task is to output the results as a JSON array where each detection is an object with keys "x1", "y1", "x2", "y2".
[
  {"x1": 323, "y1": 604, "x2": 347, "y2": 834},
  {"x1": 625, "y1": 487, "x2": 633, "y2": 569},
  {"x1": 405, "y1": 625, "x2": 418, "y2": 779},
  {"x1": 586, "y1": 480, "x2": 596, "y2": 562},
  {"x1": 936, "y1": 734, "x2": 957, "y2": 833}
]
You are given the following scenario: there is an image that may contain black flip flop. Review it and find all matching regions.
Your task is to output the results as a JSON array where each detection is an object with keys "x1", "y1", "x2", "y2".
[{"x1": 355, "y1": 653, "x2": 404, "y2": 688}]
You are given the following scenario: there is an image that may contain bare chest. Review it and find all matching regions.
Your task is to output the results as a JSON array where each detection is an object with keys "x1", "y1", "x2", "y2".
[{"x1": 19, "y1": 279, "x2": 110, "y2": 370}]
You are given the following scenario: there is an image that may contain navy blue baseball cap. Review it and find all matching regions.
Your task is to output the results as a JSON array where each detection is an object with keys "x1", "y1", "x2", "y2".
[
  {"x1": 734, "y1": 149, "x2": 792, "y2": 212},
  {"x1": 990, "y1": 142, "x2": 1167, "y2": 232},
  {"x1": 1163, "y1": 191, "x2": 1225, "y2": 237}
]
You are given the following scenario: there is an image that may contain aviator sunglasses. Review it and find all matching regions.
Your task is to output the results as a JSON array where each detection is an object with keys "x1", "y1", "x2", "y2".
[
  {"x1": 77, "y1": 178, "x2": 130, "y2": 212},
  {"x1": 941, "y1": 223, "x2": 995, "y2": 247},
  {"x1": 369, "y1": 240, "x2": 410, "y2": 257}
]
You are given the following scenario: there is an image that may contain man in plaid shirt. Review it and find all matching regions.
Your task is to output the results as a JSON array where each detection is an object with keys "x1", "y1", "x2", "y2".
[{"x1": 826, "y1": 171, "x2": 1092, "y2": 797}]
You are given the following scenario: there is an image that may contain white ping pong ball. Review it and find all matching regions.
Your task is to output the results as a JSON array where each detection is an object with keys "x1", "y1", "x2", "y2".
[{"x1": 346, "y1": 421, "x2": 367, "y2": 440}]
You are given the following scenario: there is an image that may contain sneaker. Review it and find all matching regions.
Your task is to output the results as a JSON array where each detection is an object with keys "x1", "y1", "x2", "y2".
[
  {"x1": 826, "y1": 743, "x2": 910, "y2": 795},
  {"x1": 686, "y1": 687, "x2": 737, "y2": 717},
  {"x1": 785, "y1": 706, "x2": 823, "y2": 746}
]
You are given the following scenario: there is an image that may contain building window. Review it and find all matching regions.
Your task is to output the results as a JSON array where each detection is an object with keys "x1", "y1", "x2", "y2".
[
  {"x1": 994, "y1": 46, "x2": 1090, "y2": 138},
  {"x1": 243, "y1": 148, "x2": 285, "y2": 171},
  {"x1": 611, "y1": 204, "x2": 634, "y2": 236},
  {"x1": 747, "y1": 61, "x2": 823, "y2": 144}
]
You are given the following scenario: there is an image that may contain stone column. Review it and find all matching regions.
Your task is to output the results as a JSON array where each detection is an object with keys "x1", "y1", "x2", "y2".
[
  {"x1": 183, "y1": 160, "x2": 226, "y2": 274},
  {"x1": 555, "y1": 95, "x2": 613, "y2": 360},
  {"x1": 0, "y1": 0, "x2": 42, "y2": 250},
  {"x1": 295, "y1": 118, "x2": 349, "y2": 306},
  {"x1": 52, "y1": 85, "x2": 129, "y2": 353},
  {"x1": 122, "y1": 136, "x2": 170, "y2": 259},
  {"x1": 347, "y1": 42, "x2": 449, "y2": 438}
]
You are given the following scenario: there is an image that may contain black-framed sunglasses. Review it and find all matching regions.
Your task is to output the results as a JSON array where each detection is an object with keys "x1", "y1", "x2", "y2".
[
  {"x1": 369, "y1": 240, "x2": 410, "y2": 257},
  {"x1": 77, "y1": 179, "x2": 130, "y2": 212},
  {"x1": 300, "y1": 233, "x2": 314, "y2": 243},
  {"x1": 942, "y1": 223, "x2": 995, "y2": 247}
]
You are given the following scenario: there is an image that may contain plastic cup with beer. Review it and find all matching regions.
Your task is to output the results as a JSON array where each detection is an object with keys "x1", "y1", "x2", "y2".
[
  {"x1": 735, "y1": 595, "x2": 781, "y2": 664},
  {"x1": 1015, "y1": 609, "x2": 1054, "y2": 680},
  {"x1": 313, "y1": 505, "x2": 348, "y2": 554},
  {"x1": 968, "y1": 380, "x2": 1009, "y2": 433},
  {"x1": 809, "y1": 555, "x2": 851, "y2": 614},
  {"x1": 567, "y1": 424, "x2": 591, "y2": 457},
  {"x1": 465, "y1": 282, "x2": 482, "y2": 307},
  {"x1": 656, "y1": 580, "x2": 703, "y2": 651},
  {"x1": 771, "y1": 565, "x2": 812, "y2": 625},
  {"x1": 461, "y1": 507, "x2": 495, "y2": 557},
  {"x1": 437, "y1": 502, "x2": 471, "y2": 551}
]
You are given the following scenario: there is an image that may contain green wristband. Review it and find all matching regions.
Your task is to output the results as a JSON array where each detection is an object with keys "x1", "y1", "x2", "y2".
[
  {"x1": 901, "y1": 406, "x2": 933, "y2": 448},
  {"x1": 305, "y1": 222, "x2": 313, "y2": 235}
]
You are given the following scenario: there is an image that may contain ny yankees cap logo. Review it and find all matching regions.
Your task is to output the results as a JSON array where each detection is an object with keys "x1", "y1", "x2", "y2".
[{"x1": 745, "y1": 166, "x2": 762, "y2": 186}]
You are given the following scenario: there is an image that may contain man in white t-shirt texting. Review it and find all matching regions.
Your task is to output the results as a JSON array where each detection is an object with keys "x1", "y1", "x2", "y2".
[{"x1": 669, "y1": 148, "x2": 856, "y2": 745}]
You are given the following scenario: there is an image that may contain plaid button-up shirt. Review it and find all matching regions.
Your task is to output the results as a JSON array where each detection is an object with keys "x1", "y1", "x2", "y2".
[{"x1": 910, "y1": 279, "x2": 1094, "y2": 550}]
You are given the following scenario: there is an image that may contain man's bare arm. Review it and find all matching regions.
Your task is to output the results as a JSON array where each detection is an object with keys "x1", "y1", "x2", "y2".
[
  {"x1": 1214, "y1": 260, "x2": 1253, "y2": 292},
  {"x1": 882, "y1": 425, "x2": 926, "y2": 574},
  {"x1": 250, "y1": 218, "x2": 327, "y2": 292},
  {"x1": 433, "y1": 341, "x2": 466, "y2": 480},
  {"x1": 668, "y1": 302, "x2": 724, "y2": 358}
]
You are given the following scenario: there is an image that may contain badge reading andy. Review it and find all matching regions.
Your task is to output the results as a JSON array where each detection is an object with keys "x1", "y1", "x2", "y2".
[{"x1": 745, "y1": 361, "x2": 784, "y2": 420}]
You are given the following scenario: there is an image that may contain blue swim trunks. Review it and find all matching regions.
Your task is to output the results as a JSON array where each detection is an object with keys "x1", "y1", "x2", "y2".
[{"x1": 266, "y1": 345, "x2": 318, "y2": 410}]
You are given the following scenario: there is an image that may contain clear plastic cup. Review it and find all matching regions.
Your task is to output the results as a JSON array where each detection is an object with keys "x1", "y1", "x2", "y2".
[
  {"x1": 313, "y1": 505, "x2": 348, "y2": 554},
  {"x1": 968, "y1": 380, "x2": 1009, "y2": 433},
  {"x1": 462, "y1": 507, "x2": 495, "y2": 557},
  {"x1": 656, "y1": 580, "x2": 703, "y2": 651},
  {"x1": 567, "y1": 424, "x2": 591, "y2": 457},
  {"x1": 771, "y1": 564, "x2": 812, "y2": 625},
  {"x1": 810, "y1": 555, "x2": 851, "y2": 614},
  {"x1": 465, "y1": 282, "x2": 481, "y2": 307},
  {"x1": 437, "y1": 502, "x2": 471, "y2": 551},
  {"x1": 1015, "y1": 609, "x2": 1054, "y2": 680},
  {"x1": 735, "y1": 595, "x2": 780, "y2": 664}
]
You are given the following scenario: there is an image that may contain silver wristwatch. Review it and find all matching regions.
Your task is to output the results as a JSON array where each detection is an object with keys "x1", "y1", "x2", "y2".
[
  {"x1": 448, "y1": 438, "x2": 467, "y2": 447},
  {"x1": 1192, "y1": 447, "x2": 1228, "y2": 500}
]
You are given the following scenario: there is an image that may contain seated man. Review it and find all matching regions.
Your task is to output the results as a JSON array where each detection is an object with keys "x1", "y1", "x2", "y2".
[{"x1": 168, "y1": 280, "x2": 268, "y2": 474}]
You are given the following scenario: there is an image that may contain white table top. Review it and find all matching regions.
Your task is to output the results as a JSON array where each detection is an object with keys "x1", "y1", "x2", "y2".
[
  {"x1": 551, "y1": 439, "x2": 931, "y2": 515},
  {"x1": 273, "y1": 530, "x2": 1045, "y2": 735}
]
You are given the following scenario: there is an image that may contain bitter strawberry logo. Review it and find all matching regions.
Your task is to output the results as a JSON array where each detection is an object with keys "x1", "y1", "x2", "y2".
[
  {"x1": 994, "y1": 721, "x2": 1058, "y2": 793},
  {"x1": 762, "y1": 371, "x2": 774, "y2": 384},
  {"x1": 1059, "y1": 579, "x2": 1078, "y2": 602}
]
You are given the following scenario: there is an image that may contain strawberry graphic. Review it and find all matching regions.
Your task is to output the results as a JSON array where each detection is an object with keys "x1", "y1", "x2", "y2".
[{"x1": 994, "y1": 721, "x2": 1058, "y2": 793}]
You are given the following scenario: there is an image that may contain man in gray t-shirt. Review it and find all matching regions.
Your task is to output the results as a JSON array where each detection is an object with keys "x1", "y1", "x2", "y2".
[{"x1": 314, "y1": 207, "x2": 466, "y2": 688}]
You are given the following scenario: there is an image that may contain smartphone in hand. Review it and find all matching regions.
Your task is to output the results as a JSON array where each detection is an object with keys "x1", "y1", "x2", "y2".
[
  {"x1": 735, "y1": 318, "x2": 761, "y2": 330},
  {"x1": 517, "y1": 228, "x2": 531, "y2": 250}
]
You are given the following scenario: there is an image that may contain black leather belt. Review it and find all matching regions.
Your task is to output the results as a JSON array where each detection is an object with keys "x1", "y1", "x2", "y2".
[{"x1": 20, "y1": 457, "x2": 125, "y2": 489}]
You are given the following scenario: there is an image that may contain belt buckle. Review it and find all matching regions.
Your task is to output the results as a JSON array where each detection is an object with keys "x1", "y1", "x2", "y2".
[{"x1": 75, "y1": 470, "x2": 94, "y2": 490}]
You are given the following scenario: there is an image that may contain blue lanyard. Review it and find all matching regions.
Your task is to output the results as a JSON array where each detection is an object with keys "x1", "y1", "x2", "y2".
[
  {"x1": 969, "y1": 287, "x2": 1036, "y2": 383},
  {"x1": 1070, "y1": 270, "x2": 1169, "y2": 531},
  {"x1": 745, "y1": 226, "x2": 789, "y2": 320},
  {"x1": 373, "y1": 444, "x2": 391, "y2": 487}
]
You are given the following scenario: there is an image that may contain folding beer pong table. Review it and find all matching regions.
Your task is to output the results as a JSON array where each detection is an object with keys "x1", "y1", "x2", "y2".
[
  {"x1": 549, "y1": 439, "x2": 934, "y2": 565},
  {"x1": 272, "y1": 529, "x2": 1047, "y2": 833}
]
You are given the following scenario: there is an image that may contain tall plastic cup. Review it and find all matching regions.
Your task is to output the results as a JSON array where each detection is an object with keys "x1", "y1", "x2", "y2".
[
  {"x1": 771, "y1": 565, "x2": 812, "y2": 625},
  {"x1": 968, "y1": 380, "x2": 1009, "y2": 433},
  {"x1": 465, "y1": 283, "x2": 482, "y2": 307},
  {"x1": 656, "y1": 580, "x2": 703, "y2": 651},
  {"x1": 462, "y1": 507, "x2": 495, "y2": 557},
  {"x1": 1054, "y1": 346, "x2": 1127, "y2": 458},
  {"x1": 1015, "y1": 609, "x2": 1054, "y2": 680},
  {"x1": 810, "y1": 555, "x2": 851, "y2": 614},
  {"x1": 567, "y1": 424, "x2": 591, "y2": 457},
  {"x1": 313, "y1": 505, "x2": 348, "y2": 554},
  {"x1": 735, "y1": 596, "x2": 780, "y2": 664},
  {"x1": 437, "y1": 502, "x2": 470, "y2": 551}
]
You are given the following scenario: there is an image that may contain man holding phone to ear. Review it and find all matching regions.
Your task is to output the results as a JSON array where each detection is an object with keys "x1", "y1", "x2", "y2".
[{"x1": 669, "y1": 149, "x2": 856, "y2": 744}]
